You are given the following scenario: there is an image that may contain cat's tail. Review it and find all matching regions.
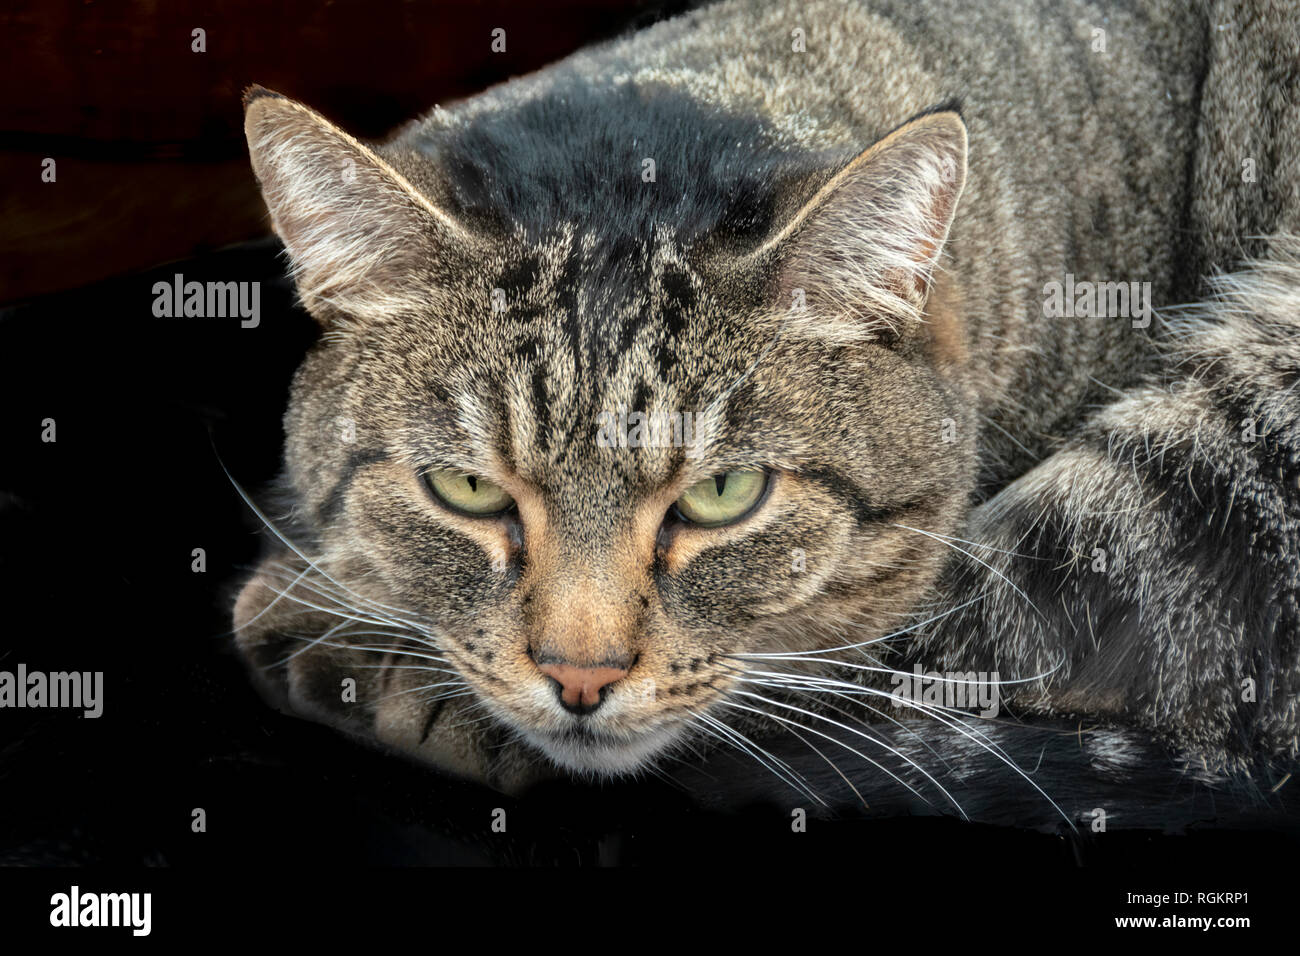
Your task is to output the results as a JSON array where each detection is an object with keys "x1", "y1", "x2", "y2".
[
  {"x1": 912, "y1": 236, "x2": 1300, "y2": 790},
  {"x1": 1162, "y1": 235, "x2": 1300, "y2": 417}
]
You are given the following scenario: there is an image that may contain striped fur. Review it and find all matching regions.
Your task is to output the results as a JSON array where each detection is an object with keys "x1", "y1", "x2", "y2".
[
  {"x1": 913, "y1": 240, "x2": 1300, "y2": 774},
  {"x1": 231, "y1": 0, "x2": 1299, "y2": 813}
]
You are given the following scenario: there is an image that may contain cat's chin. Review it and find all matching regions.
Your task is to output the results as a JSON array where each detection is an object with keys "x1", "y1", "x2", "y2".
[{"x1": 519, "y1": 722, "x2": 683, "y2": 778}]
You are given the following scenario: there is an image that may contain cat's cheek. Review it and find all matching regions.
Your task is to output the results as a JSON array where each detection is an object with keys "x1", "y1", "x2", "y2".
[
  {"x1": 345, "y1": 473, "x2": 517, "y2": 616},
  {"x1": 659, "y1": 504, "x2": 852, "y2": 626}
]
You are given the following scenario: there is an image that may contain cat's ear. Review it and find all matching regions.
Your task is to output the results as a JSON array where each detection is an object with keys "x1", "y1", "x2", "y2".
[
  {"x1": 751, "y1": 110, "x2": 967, "y2": 342},
  {"x1": 243, "y1": 86, "x2": 467, "y2": 322}
]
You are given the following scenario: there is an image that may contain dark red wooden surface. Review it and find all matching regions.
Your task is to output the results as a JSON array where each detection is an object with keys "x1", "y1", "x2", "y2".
[{"x1": 0, "y1": 0, "x2": 676, "y2": 304}]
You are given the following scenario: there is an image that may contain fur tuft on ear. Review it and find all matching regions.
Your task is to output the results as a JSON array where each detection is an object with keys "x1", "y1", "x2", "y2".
[
  {"x1": 755, "y1": 110, "x2": 968, "y2": 344},
  {"x1": 243, "y1": 88, "x2": 466, "y2": 324}
]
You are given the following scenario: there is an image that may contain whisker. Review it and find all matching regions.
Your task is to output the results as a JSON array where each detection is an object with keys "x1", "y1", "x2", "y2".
[
  {"x1": 231, "y1": 562, "x2": 316, "y2": 634},
  {"x1": 266, "y1": 618, "x2": 354, "y2": 668},
  {"x1": 276, "y1": 635, "x2": 452, "y2": 665},
  {"x1": 259, "y1": 561, "x2": 441, "y2": 640},
  {"x1": 891, "y1": 522, "x2": 1043, "y2": 618},
  {"x1": 374, "y1": 680, "x2": 468, "y2": 704},
  {"x1": 734, "y1": 593, "x2": 987, "y2": 659},
  {"x1": 723, "y1": 689, "x2": 959, "y2": 817},
  {"x1": 720, "y1": 661, "x2": 1074, "y2": 826},
  {"x1": 693, "y1": 711, "x2": 827, "y2": 807},
  {"x1": 737, "y1": 673, "x2": 956, "y2": 775},
  {"x1": 220, "y1": 460, "x2": 438, "y2": 635},
  {"x1": 726, "y1": 656, "x2": 1065, "y2": 691},
  {"x1": 353, "y1": 663, "x2": 461, "y2": 677}
]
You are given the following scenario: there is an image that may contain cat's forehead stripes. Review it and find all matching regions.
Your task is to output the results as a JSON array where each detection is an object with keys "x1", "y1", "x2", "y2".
[{"x1": 466, "y1": 225, "x2": 730, "y2": 498}]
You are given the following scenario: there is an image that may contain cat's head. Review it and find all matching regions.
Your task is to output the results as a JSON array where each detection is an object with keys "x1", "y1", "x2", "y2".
[{"x1": 232, "y1": 86, "x2": 974, "y2": 787}]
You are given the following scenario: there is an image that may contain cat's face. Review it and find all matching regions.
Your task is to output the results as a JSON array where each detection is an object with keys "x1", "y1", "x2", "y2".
[{"x1": 233, "y1": 88, "x2": 974, "y2": 786}]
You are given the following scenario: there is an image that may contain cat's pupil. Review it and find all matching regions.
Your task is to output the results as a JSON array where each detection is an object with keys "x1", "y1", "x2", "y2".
[
  {"x1": 714, "y1": 474, "x2": 727, "y2": 496},
  {"x1": 467, "y1": 476, "x2": 478, "y2": 493}
]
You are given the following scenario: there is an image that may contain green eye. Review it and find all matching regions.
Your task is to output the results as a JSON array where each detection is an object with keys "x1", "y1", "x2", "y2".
[
  {"x1": 425, "y1": 469, "x2": 515, "y2": 516},
  {"x1": 675, "y1": 470, "x2": 768, "y2": 527}
]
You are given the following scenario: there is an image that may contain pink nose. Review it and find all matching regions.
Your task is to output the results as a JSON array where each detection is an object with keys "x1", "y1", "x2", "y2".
[{"x1": 537, "y1": 662, "x2": 629, "y2": 711}]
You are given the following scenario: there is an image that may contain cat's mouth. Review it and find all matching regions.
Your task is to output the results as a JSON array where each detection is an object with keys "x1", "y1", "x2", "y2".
[{"x1": 518, "y1": 719, "x2": 684, "y2": 777}]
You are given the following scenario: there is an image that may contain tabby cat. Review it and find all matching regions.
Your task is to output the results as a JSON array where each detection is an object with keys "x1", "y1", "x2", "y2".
[{"x1": 232, "y1": 0, "x2": 1299, "y2": 819}]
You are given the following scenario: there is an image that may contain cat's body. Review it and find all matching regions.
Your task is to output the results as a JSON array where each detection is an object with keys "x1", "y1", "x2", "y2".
[{"x1": 232, "y1": 0, "x2": 1299, "y2": 819}]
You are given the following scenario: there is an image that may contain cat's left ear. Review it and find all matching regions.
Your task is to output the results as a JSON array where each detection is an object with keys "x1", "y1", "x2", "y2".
[
  {"x1": 243, "y1": 86, "x2": 469, "y2": 323},
  {"x1": 747, "y1": 110, "x2": 967, "y2": 342}
]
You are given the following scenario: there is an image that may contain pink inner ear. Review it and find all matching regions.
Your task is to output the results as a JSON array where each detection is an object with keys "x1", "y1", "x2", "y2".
[
  {"x1": 245, "y1": 96, "x2": 463, "y2": 324},
  {"x1": 903, "y1": 181, "x2": 961, "y2": 300},
  {"x1": 769, "y1": 115, "x2": 967, "y2": 332}
]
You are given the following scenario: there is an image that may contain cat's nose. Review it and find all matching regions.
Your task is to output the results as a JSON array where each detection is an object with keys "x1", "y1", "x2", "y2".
[{"x1": 536, "y1": 660, "x2": 630, "y2": 714}]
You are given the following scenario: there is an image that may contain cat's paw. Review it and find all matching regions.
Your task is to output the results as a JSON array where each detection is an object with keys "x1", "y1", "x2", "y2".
[
  {"x1": 233, "y1": 558, "x2": 554, "y2": 793},
  {"x1": 373, "y1": 686, "x2": 554, "y2": 794}
]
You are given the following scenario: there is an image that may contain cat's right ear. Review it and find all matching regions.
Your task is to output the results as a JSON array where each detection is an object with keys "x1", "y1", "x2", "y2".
[{"x1": 243, "y1": 86, "x2": 467, "y2": 323}]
